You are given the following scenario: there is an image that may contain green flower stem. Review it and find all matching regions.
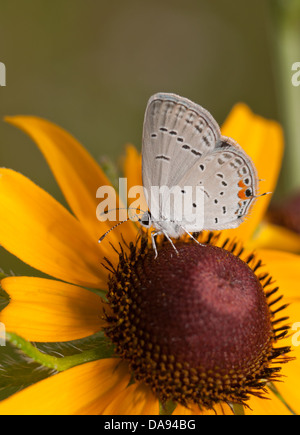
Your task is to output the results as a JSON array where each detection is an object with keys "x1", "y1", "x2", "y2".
[
  {"x1": 269, "y1": 0, "x2": 300, "y2": 193},
  {"x1": 99, "y1": 156, "x2": 120, "y2": 192},
  {"x1": 6, "y1": 332, "x2": 114, "y2": 372},
  {"x1": 231, "y1": 403, "x2": 245, "y2": 415},
  {"x1": 268, "y1": 382, "x2": 297, "y2": 415},
  {"x1": 159, "y1": 400, "x2": 177, "y2": 415}
]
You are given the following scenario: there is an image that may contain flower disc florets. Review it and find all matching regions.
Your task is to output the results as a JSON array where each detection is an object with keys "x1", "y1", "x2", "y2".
[{"x1": 104, "y1": 235, "x2": 290, "y2": 409}]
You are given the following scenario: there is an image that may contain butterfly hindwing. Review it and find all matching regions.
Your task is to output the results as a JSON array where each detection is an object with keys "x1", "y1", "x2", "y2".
[{"x1": 176, "y1": 137, "x2": 258, "y2": 231}]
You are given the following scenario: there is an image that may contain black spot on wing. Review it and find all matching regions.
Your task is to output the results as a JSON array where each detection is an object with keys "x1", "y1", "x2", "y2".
[
  {"x1": 230, "y1": 161, "x2": 239, "y2": 169},
  {"x1": 191, "y1": 149, "x2": 202, "y2": 157},
  {"x1": 203, "y1": 136, "x2": 211, "y2": 147}
]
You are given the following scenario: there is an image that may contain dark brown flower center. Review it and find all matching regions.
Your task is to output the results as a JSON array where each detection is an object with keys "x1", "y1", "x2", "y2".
[
  {"x1": 135, "y1": 243, "x2": 272, "y2": 372},
  {"x1": 104, "y1": 237, "x2": 289, "y2": 409}
]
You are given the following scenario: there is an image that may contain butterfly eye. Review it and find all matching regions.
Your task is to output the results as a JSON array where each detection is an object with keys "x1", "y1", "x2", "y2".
[{"x1": 139, "y1": 212, "x2": 152, "y2": 227}]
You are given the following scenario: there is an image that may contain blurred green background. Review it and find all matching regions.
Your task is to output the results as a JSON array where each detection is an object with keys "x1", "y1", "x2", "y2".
[{"x1": 0, "y1": 0, "x2": 299, "y2": 275}]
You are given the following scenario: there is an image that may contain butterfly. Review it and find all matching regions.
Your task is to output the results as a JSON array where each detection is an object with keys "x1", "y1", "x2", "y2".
[
  {"x1": 99, "y1": 93, "x2": 262, "y2": 258},
  {"x1": 138, "y1": 93, "x2": 260, "y2": 257}
]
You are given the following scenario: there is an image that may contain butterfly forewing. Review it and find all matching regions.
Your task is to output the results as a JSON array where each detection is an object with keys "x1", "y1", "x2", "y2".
[{"x1": 142, "y1": 93, "x2": 221, "y2": 219}]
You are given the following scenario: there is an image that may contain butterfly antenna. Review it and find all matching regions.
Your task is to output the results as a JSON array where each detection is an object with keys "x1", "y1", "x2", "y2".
[
  {"x1": 98, "y1": 206, "x2": 147, "y2": 219},
  {"x1": 254, "y1": 192, "x2": 272, "y2": 199},
  {"x1": 98, "y1": 218, "x2": 131, "y2": 243}
]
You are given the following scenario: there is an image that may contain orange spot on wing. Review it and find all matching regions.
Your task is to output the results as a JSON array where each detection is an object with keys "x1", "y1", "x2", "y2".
[
  {"x1": 238, "y1": 189, "x2": 248, "y2": 200},
  {"x1": 238, "y1": 179, "x2": 248, "y2": 200}
]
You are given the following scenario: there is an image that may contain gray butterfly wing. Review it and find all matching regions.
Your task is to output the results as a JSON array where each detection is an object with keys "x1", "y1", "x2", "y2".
[
  {"x1": 176, "y1": 137, "x2": 258, "y2": 232},
  {"x1": 142, "y1": 93, "x2": 221, "y2": 220}
]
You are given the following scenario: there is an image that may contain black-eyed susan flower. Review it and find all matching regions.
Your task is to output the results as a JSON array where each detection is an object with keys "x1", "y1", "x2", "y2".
[{"x1": 0, "y1": 105, "x2": 300, "y2": 415}]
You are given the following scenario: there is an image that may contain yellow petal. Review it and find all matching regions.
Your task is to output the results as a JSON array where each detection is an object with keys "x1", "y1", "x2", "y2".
[
  {"x1": 276, "y1": 355, "x2": 300, "y2": 415},
  {"x1": 0, "y1": 359, "x2": 130, "y2": 415},
  {"x1": 0, "y1": 277, "x2": 106, "y2": 342},
  {"x1": 245, "y1": 392, "x2": 292, "y2": 415},
  {"x1": 221, "y1": 104, "x2": 284, "y2": 243},
  {"x1": 173, "y1": 402, "x2": 233, "y2": 415},
  {"x1": 0, "y1": 169, "x2": 107, "y2": 288},
  {"x1": 272, "y1": 300, "x2": 300, "y2": 415},
  {"x1": 124, "y1": 145, "x2": 143, "y2": 192},
  {"x1": 256, "y1": 249, "x2": 300, "y2": 299},
  {"x1": 252, "y1": 250, "x2": 300, "y2": 414},
  {"x1": 124, "y1": 145, "x2": 148, "y2": 218},
  {"x1": 248, "y1": 223, "x2": 300, "y2": 253},
  {"x1": 102, "y1": 383, "x2": 159, "y2": 415},
  {"x1": 5, "y1": 115, "x2": 137, "y2": 254}
]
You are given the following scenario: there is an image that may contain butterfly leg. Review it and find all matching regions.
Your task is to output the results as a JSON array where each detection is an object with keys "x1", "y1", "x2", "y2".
[
  {"x1": 162, "y1": 231, "x2": 179, "y2": 257},
  {"x1": 180, "y1": 227, "x2": 206, "y2": 247},
  {"x1": 151, "y1": 231, "x2": 161, "y2": 259},
  {"x1": 151, "y1": 231, "x2": 179, "y2": 259}
]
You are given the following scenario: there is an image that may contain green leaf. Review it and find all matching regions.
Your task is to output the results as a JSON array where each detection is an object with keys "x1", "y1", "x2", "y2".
[
  {"x1": 6, "y1": 331, "x2": 115, "y2": 371},
  {"x1": 159, "y1": 400, "x2": 177, "y2": 415},
  {"x1": 99, "y1": 155, "x2": 120, "y2": 192},
  {"x1": 268, "y1": 382, "x2": 297, "y2": 415},
  {"x1": 0, "y1": 341, "x2": 54, "y2": 401},
  {"x1": 231, "y1": 403, "x2": 245, "y2": 415},
  {"x1": 0, "y1": 288, "x2": 10, "y2": 312},
  {"x1": 0, "y1": 331, "x2": 115, "y2": 402},
  {"x1": 0, "y1": 270, "x2": 9, "y2": 312}
]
